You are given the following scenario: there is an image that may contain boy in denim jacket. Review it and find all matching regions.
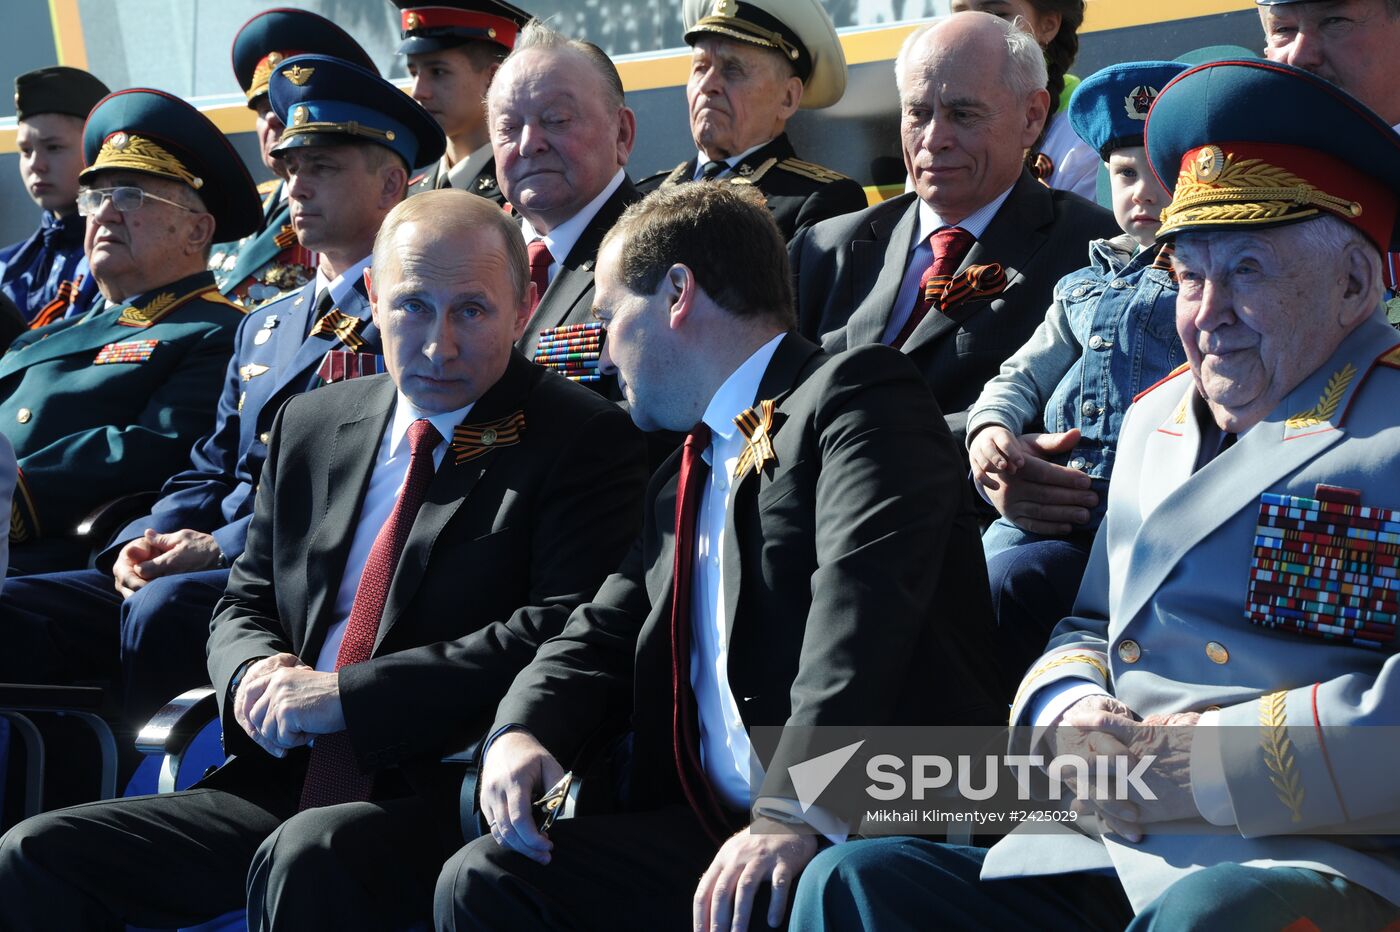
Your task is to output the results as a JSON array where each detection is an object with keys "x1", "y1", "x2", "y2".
[{"x1": 966, "y1": 60, "x2": 1189, "y2": 690}]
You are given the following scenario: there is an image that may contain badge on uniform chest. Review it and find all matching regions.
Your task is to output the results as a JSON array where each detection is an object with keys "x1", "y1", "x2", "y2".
[{"x1": 1246, "y1": 486, "x2": 1398, "y2": 649}]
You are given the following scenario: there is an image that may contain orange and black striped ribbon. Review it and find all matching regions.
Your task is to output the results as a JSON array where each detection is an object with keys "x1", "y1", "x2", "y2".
[
  {"x1": 924, "y1": 262, "x2": 1007, "y2": 316},
  {"x1": 450, "y1": 411, "x2": 526, "y2": 464},
  {"x1": 733, "y1": 399, "x2": 777, "y2": 479},
  {"x1": 1150, "y1": 241, "x2": 1177, "y2": 281},
  {"x1": 309, "y1": 309, "x2": 367, "y2": 352},
  {"x1": 28, "y1": 277, "x2": 79, "y2": 330}
]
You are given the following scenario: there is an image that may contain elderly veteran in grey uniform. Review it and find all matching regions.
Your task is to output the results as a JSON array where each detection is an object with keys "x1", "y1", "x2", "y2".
[
  {"x1": 638, "y1": 0, "x2": 868, "y2": 241},
  {"x1": 790, "y1": 58, "x2": 1400, "y2": 931}
]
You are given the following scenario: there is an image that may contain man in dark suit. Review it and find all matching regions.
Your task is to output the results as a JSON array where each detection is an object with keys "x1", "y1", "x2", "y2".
[
  {"x1": 488, "y1": 19, "x2": 643, "y2": 391},
  {"x1": 0, "y1": 52, "x2": 443, "y2": 732},
  {"x1": 791, "y1": 12, "x2": 1117, "y2": 444},
  {"x1": 435, "y1": 183, "x2": 1000, "y2": 931},
  {"x1": 0, "y1": 191, "x2": 648, "y2": 930},
  {"x1": 638, "y1": 0, "x2": 868, "y2": 241}
]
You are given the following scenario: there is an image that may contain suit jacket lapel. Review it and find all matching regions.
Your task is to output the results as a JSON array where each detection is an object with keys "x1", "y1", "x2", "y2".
[
  {"x1": 719, "y1": 333, "x2": 823, "y2": 640},
  {"x1": 303, "y1": 376, "x2": 397, "y2": 658},
  {"x1": 903, "y1": 171, "x2": 1052, "y2": 355},
  {"x1": 374, "y1": 352, "x2": 537, "y2": 651},
  {"x1": 841, "y1": 196, "x2": 920, "y2": 348},
  {"x1": 1111, "y1": 324, "x2": 1384, "y2": 625},
  {"x1": 520, "y1": 178, "x2": 640, "y2": 352}
]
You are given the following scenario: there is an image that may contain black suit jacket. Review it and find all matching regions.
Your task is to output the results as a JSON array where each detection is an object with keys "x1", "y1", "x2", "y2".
[
  {"x1": 791, "y1": 171, "x2": 1118, "y2": 441},
  {"x1": 638, "y1": 133, "x2": 868, "y2": 241},
  {"x1": 206, "y1": 351, "x2": 648, "y2": 820},
  {"x1": 493, "y1": 334, "x2": 1000, "y2": 814}
]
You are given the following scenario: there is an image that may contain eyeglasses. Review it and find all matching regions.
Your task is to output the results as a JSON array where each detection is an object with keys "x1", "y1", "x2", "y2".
[{"x1": 76, "y1": 186, "x2": 195, "y2": 217}]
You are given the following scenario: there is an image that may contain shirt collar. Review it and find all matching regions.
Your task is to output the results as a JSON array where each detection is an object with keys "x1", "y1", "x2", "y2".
[
  {"x1": 315, "y1": 254, "x2": 372, "y2": 309},
  {"x1": 693, "y1": 140, "x2": 769, "y2": 180},
  {"x1": 519, "y1": 168, "x2": 626, "y2": 263},
  {"x1": 389, "y1": 391, "x2": 476, "y2": 458},
  {"x1": 700, "y1": 332, "x2": 786, "y2": 446},
  {"x1": 914, "y1": 182, "x2": 1016, "y2": 247}
]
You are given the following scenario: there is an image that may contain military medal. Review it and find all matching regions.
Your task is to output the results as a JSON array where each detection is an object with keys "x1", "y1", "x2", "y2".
[{"x1": 533, "y1": 322, "x2": 603, "y2": 383}]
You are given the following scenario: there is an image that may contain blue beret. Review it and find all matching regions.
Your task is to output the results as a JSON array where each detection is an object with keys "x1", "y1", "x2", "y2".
[
  {"x1": 80, "y1": 88, "x2": 262, "y2": 242},
  {"x1": 1146, "y1": 59, "x2": 1400, "y2": 250},
  {"x1": 269, "y1": 54, "x2": 445, "y2": 171},
  {"x1": 1068, "y1": 61, "x2": 1188, "y2": 161},
  {"x1": 232, "y1": 8, "x2": 377, "y2": 106}
]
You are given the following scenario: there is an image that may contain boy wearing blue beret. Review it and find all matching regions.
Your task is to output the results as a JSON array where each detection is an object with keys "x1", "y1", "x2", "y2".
[{"x1": 966, "y1": 60, "x2": 1189, "y2": 687}]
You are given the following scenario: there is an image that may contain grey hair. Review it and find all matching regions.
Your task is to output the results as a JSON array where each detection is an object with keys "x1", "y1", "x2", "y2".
[
  {"x1": 505, "y1": 19, "x2": 625, "y2": 111},
  {"x1": 894, "y1": 13, "x2": 1048, "y2": 100},
  {"x1": 1292, "y1": 214, "x2": 1385, "y2": 307}
]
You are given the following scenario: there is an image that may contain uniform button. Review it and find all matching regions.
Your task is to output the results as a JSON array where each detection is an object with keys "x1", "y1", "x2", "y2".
[
  {"x1": 1110, "y1": 279, "x2": 1128, "y2": 289},
  {"x1": 1081, "y1": 401, "x2": 1099, "y2": 418},
  {"x1": 259, "y1": 432, "x2": 270, "y2": 444},
  {"x1": 15, "y1": 408, "x2": 31, "y2": 424},
  {"x1": 1117, "y1": 639, "x2": 1141, "y2": 664},
  {"x1": 1205, "y1": 641, "x2": 1229, "y2": 664},
  {"x1": 1068, "y1": 457, "x2": 1087, "y2": 470},
  {"x1": 1087, "y1": 335, "x2": 1105, "y2": 350}
]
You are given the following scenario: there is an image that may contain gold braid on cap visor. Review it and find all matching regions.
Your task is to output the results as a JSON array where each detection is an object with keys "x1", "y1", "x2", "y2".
[
  {"x1": 690, "y1": 16, "x2": 801, "y2": 62},
  {"x1": 92, "y1": 134, "x2": 203, "y2": 190},
  {"x1": 1157, "y1": 146, "x2": 1361, "y2": 237}
]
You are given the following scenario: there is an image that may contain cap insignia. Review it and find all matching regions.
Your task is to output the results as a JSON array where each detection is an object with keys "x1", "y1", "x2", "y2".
[
  {"x1": 1123, "y1": 85, "x2": 1158, "y2": 121},
  {"x1": 283, "y1": 65, "x2": 315, "y2": 87}
]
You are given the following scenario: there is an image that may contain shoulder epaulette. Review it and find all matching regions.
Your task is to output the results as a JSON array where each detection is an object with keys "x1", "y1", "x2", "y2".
[
  {"x1": 408, "y1": 172, "x2": 427, "y2": 187},
  {"x1": 776, "y1": 157, "x2": 851, "y2": 184},
  {"x1": 1133, "y1": 361, "x2": 1191, "y2": 403},
  {"x1": 659, "y1": 162, "x2": 689, "y2": 188},
  {"x1": 1373, "y1": 342, "x2": 1400, "y2": 370},
  {"x1": 204, "y1": 291, "x2": 249, "y2": 314},
  {"x1": 118, "y1": 285, "x2": 241, "y2": 328},
  {"x1": 257, "y1": 178, "x2": 280, "y2": 196}
]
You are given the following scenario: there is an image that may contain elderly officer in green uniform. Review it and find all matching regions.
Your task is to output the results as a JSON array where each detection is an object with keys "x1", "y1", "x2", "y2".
[
  {"x1": 0, "y1": 88, "x2": 260, "y2": 575},
  {"x1": 638, "y1": 0, "x2": 868, "y2": 241},
  {"x1": 791, "y1": 58, "x2": 1400, "y2": 930},
  {"x1": 209, "y1": 7, "x2": 377, "y2": 309},
  {"x1": 395, "y1": 0, "x2": 529, "y2": 205}
]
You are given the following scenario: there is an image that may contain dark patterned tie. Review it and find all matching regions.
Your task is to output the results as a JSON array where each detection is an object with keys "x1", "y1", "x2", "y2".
[
  {"x1": 298, "y1": 417, "x2": 442, "y2": 810},
  {"x1": 892, "y1": 226, "x2": 975, "y2": 349},
  {"x1": 668, "y1": 424, "x2": 734, "y2": 844},
  {"x1": 527, "y1": 239, "x2": 553, "y2": 313},
  {"x1": 699, "y1": 160, "x2": 727, "y2": 180}
]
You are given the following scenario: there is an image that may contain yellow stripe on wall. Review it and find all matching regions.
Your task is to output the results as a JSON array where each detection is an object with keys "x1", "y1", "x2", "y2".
[{"x1": 48, "y1": 0, "x2": 89, "y2": 69}]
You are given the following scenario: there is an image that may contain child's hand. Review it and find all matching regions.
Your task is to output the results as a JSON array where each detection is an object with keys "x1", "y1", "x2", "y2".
[
  {"x1": 973, "y1": 428, "x2": 1099, "y2": 533},
  {"x1": 970, "y1": 425, "x2": 1028, "y2": 479}
]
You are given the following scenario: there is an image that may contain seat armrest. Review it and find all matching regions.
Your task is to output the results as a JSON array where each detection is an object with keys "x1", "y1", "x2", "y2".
[{"x1": 136, "y1": 686, "x2": 218, "y2": 756}]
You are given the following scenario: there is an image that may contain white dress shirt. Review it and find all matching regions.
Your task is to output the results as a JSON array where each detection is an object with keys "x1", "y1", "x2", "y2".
[
  {"x1": 312, "y1": 254, "x2": 373, "y2": 321},
  {"x1": 691, "y1": 141, "x2": 768, "y2": 181},
  {"x1": 880, "y1": 185, "x2": 1016, "y2": 344},
  {"x1": 313, "y1": 393, "x2": 475, "y2": 671},
  {"x1": 691, "y1": 333, "x2": 785, "y2": 809},
  {"x1": 518, "y1": 168, "x2": 625, "y2": 287}
]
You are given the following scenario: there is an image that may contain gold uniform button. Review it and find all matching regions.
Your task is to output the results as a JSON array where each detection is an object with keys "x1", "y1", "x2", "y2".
[
  {"x1": 1206, "y1": 641, "x2": 1229, "y2": 664},
  {"x1": 15, "y1": 408, "x2": 31, "y2": 424},
  {"x1": 259, "y1": 432, "x2": 270, "y2": 444},
  {"x1": 1117, "y1": 639, "x2": 1141, "y2": 664}
]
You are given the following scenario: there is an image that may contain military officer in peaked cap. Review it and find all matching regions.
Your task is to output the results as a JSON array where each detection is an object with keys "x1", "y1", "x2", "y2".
[
  {"x1": 395, "y1": 0, "x2": 529, "y2": 205},
  {"x1": 0, "y1": 66, "x2": 109, "y2": 329},
  {"x1": 209, "y1": 7, "x2": 378, "y2": 311},
  {"x1": 0, "y1": 55, "x2": 440, "y2": 731},
  {"x1": 792, "y1": 59, "x2": 1400, "y2": 929},
  {"x1": 0, "y1": 88, "x2": 259, "y2": 576},
  {"x1": 638, "y1": 0, "x2": 868, "y2": 240}
]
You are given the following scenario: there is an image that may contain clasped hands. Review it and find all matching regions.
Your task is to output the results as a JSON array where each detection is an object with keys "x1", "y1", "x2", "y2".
[
  {"x1": 112, "y1": 527, "x2": 223, "y2": 598},
  {"x1": 970, "y1": 426, "x2": 1099, "y2": 535},
  {"x1": 232, "y1": 652, "x2": 345, "y2": 758},
  {"x1": 480, "y1": 730, "x2": 816, "y2": 932},
  {"x1": 1050, "y1": 694, "x2": 1203, "y2": 842}
]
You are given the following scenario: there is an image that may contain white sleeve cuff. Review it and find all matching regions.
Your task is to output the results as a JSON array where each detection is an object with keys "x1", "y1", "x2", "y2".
[
  {"x1": 753, "y1": 797, "x2": 849, "y2": 846},
  {"x1": 1190, "y1": 709, "x2": 1236, "y2": 826}
]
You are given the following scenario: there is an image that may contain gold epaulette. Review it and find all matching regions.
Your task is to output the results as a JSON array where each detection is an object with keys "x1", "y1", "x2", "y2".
[
  {"x1": 777, "y1": 158, "x2": 851, "y2": 184},
  {"x1": 658, "y1": 162, "x2": 690, "y2": 189},
  {"x1": 118, "y1": 285, "x2": 242, "y2": 328},
  {"x1": 205, "y1": 291, "x2": 249, "y2": 315},
  {"x1": 1374, "y1": 342, "x2": 1400, "y2": 370},
  {"x1": 257, "y1": 178, "x2": 280, "y2": 196},
  {"x1": 10, "y1": 468, "x2": 38, "y2": 543}
]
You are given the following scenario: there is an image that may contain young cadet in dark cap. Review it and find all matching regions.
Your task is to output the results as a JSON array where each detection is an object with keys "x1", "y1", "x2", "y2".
[
  {"x1": 0, "y1": 88, "x2": 260, "y2": 576},
  {"x1": 394, "y1": 0, "x2": 528, "y2": 203},
  {"x1": 0, "y1": 55, "x2": 443, "y2": 732},
  {"x1": 0, "y1": 66, "x2": 109, "y2": 327},
  {"x1": 209, "y1": 7, "x2": 377, "y2": 309},
  {"x1": 638, "y1": 0, "x2": 868, "y2": 240},
  {"x1": 966, "y1": 60, "x2": 1189, "y2": 692}
]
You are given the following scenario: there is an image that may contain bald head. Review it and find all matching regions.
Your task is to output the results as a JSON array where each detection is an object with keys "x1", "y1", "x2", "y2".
[{"x1": 896, "y1": 12, "x2": 1049, "y2": 222}]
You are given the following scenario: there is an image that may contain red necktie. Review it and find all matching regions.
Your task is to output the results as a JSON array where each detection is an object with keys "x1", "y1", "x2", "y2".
[
  {"x1": 527, "y1": 239, "x2": 553, "y2": 313},
  {"x1": 669, "y1": 425, "x2": 733, "y2": 845},
  {"x1": 892, "y1": 226, "x2": 974, "y2": 349},
  {"x1": 298, "y1": 417, "x2": 442, "y2": 810}
]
